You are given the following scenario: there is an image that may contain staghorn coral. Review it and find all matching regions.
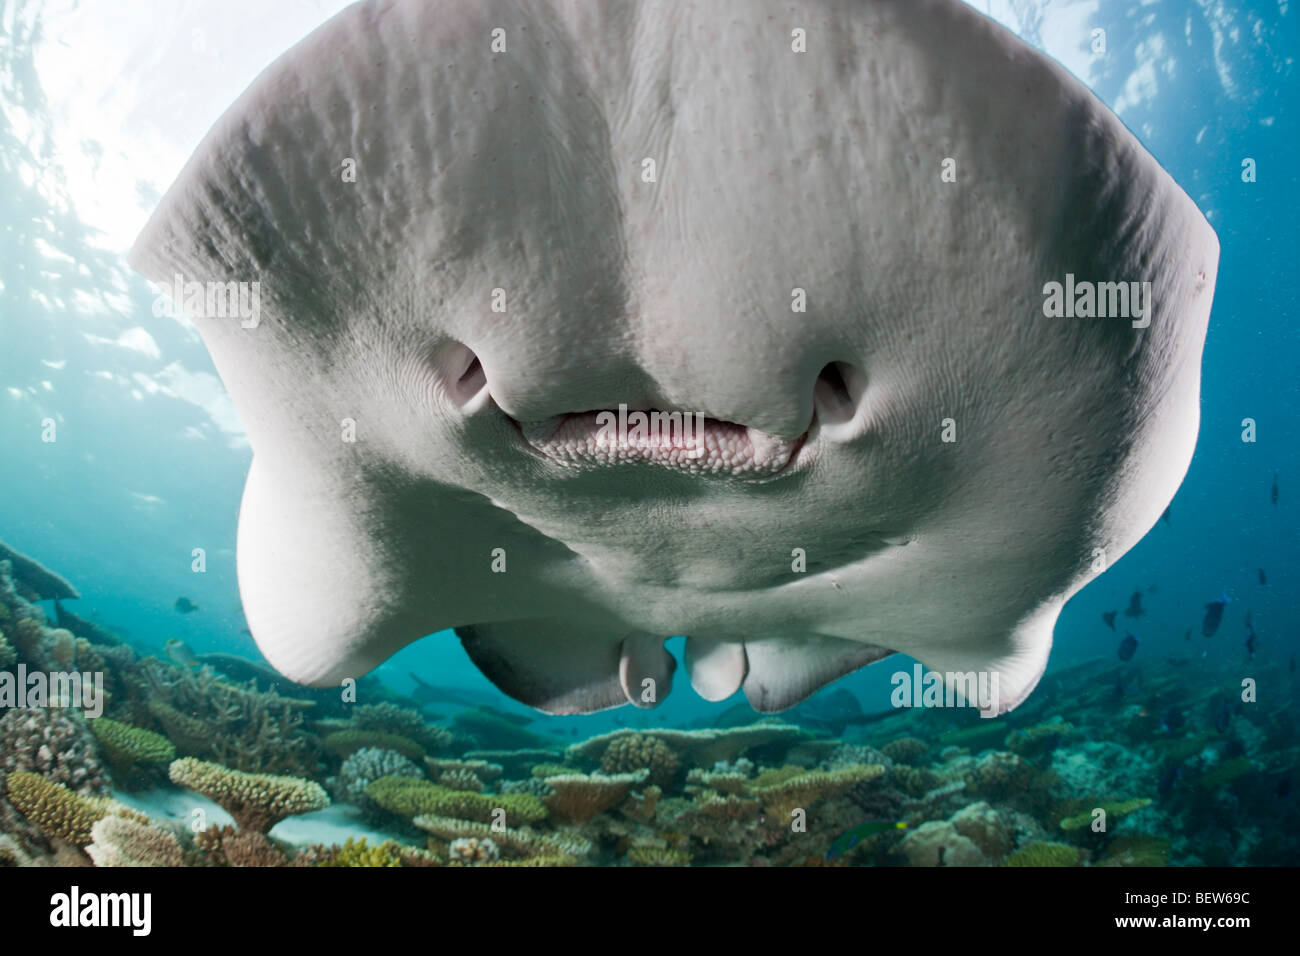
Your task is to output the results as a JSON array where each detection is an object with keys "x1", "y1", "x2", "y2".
[
  {"x1": 751, "y1": 766, "x2": 884, "y2": 820},
  {"x1": 544, "y1": 771, "x2": 648, "y2": 825},
  {"x1": 135, "y1": 659, "x2": 319, "y2": 776},
  {"x1": 4, "y1": 771, "x2": 112, "y2": 848},
  {"x1": 313, "y1": 837, "x2": 441, "y2": 867},
  {"x1": 86, "y1": 816, "x2": 183, "y2": 867},
  {"x1": 169, "y1": 758, "x2": 329, "y2": 834},
  {"x1": 1060, "y1": 798, "x2": 1152, "y2": 832},
  {"x1": 323, "y1": 729, "x2": 425, "y2": 762},
  {"x1": 365, "y1": 776, "x2": 546, "y2": 825},
  {"x1": 882, "y1": 737, "x2": 930, "y2": 766},
  {"x1": 449, "y1": 837, "x2": 500, "y2": 864},
  {"x1": 413, "y1": 814, "x2": 591, "y2": 862},
  {"x1": 1002, "y1": 841, "x2": 1083, "y2": 867},
  {"x1": 0, "y1": 707, "x2": 110, "y2": 796},
  {"x1": 90, "y1": 718, "x2": 177, "y2": 771},
  {"x1": 334, "y1": 747, "x2": 423, "y2": 807},
  {"x1": 626, "y1": 845, "x2": 691, "y2": 866},
  {"x1": 601, "y1": 733, "x2": 681, "y2": 789}
]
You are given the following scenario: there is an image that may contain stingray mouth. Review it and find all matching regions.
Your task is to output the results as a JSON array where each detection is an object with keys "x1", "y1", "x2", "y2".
[{"x1": 512, "y1": 408, "x2": 808, "y2": 479}]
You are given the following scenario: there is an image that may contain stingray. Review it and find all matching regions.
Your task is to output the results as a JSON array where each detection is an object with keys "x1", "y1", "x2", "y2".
[{"x1": 131, "y1": 0, "x2": 1218, "y2": 717}]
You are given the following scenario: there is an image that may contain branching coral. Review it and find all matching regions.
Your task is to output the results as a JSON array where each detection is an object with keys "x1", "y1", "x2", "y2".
[
  {"x1": 168, "y1": 758, "x2": 329, "y2": 834},
  {"x1": 426, "y1": 758, "x2": 504, "y2": 782},
  {"x1": 194, "y1": 825, "x2": 289, "y2": 866},
  {"x1": 543, "y1": 771, "x2": 649, "y2": 825},
  {"x1": 312, "y1": 837, "x2": 441, "y2": 867},
  {"x1": 601, "y1": 733, "x2": 681, "y2": 788},
  {"x1": 1059, "y1": 798, "x2": 1152, "y2": 832},
  {"x1": 449, "y1": 837, "x2": 500, "y2": 864},
  {"x1": 751, "y1": 766, "x2": 884, "y2": 820},
  {"x1": 349, "y1": 703, "x2": 452, "y2": 753},
  {"x1": 413, "y1": 814, "x2": 591, "y2": 863},
  {"x1": 1002, "y1": 841, "x2": 1083, "y2": 867},
  {"x1": 86, "y1": 816, "x2": 183, "y2": 867},
  {"x1": 334, "y1": 747, "x2": 423, "y2": 807},
  {"x1": 365, "y1": 776, "x2": 546, "y2": 825},
  {"x1": 882, "y1": 737, "x2": 930, "y2": 766},
  {"x1": 4, "y1": 771, "x2": 115, "y2": 847},
  {"x1": 626, "y1": 845, "x2": 692, "y2": 866},
  {"x1": 438, "y1": 768, "x2": 485, "y2": 792},
  {"x1": 91, "y1": 718, "x2": 177, "y2": 771},
  {"x1": 323, "y1": 729, "x2": 425, "y2": 762}
]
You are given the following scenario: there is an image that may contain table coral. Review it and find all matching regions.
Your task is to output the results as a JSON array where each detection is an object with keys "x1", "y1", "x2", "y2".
[
  {"x1": 169, "y1": 757, "x2": 329, "y2": 834},
  {"x1": 313, "y1": 836, "x2": 441, "y2": 867},
  {"x1": 751, "y1": 766, "x2": 884, "y2": 820},
  {"x1": 1001, "y1": 841, "x2": 1083, "y2": 866},
  {"x1": 426, "y1": 758, "x2": 504, "y2": 782},
  {"x1": 349, "y1": 702, "x2": 453, "y2": 752},
  {"x1": 569, "y1": 725, "x2": 808, "y2": 768},
  {"x1": 413, "y1": 814, "x2": 591, "y2": 862},
  {"x1": 1059, "y1": 798, "x2": 1152, "y2": 832},
  {"x1": 86, "y1": 815, "x2": 183, "y2": 867},
  {"x1": 543, "y1": 771, "x2": 648, "y2": 825},
  {"x1": 365, "y1": 776, "x2": 546, "y2": 824}
]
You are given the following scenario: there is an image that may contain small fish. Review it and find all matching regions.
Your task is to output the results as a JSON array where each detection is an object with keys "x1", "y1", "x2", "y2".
[
  {"x1": 1258, "y1": 568, "x2": 1267, "y2": 586},
  {"x1": 1102, "y1": 610, "x2": 1117, "y2": 630},
  {"x1": 164, "y1": 638, "x2": 200, "y2": 668},
  {"x1": 174, "y1": 597, "x2": 199, "y2": 614},
  {"x1": 1202, "y1": 591, "x2": 1230, "y2": 637},
  {"x1": 1118, "y1": 633, "x2": 1140, "y2": 661},
  {"x1": 1214, "y1": 700, "x2": 1233, "y2": 734},
  {"x1": 1160, "y1": 708, "x2": 1185, "y2": 733},
  {"x1": 826, "y1": 820, "x2": 909, "y2": 861},
  {"x1": 1184, "y1": 629, "x2": 1191, "y2": 641},
  {"x1": 1272, "y1": 472, "x2": 1279, "y2": 505},
  {"x1": 1161, "y1": 505, "x2": 1171, "y2": 524},
  {"x1": 1244, "y1": 612, "x2": 1253, "y2": 630},
  {"x1": 1244, "y1": 630, "x2": 1257, "y2": 659},
  {"x1": 1158, "y1": 763, "x2": 1183, "y2": 794},
  {"x1": 1123, "y1": 591, "x2": 1145, "y2": 618}
]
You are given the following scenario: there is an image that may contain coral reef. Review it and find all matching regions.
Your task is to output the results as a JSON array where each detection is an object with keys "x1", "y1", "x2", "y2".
[
  {"x1": 600, "y1": 733, "x2": 681, "y2": 788},
  {"x1": 168, "y1": 758, "x2": 329, "y2": 834},
  {"x1": 323, "y1": 729, "x2": 425, "y2": 762},
  {"x1": 1059, "y1": 798, "x2": 1153, "y2": 833},
  {"x1": 4, "y1": 771, "x2": 120, "y2": 848},
  {"x1": 449, "y1": 837, "x2": 500, "y2": 865},
  {"x1": 333, "y1": 747, "x2": 423, "y2": 808},
  {"x1": 544, "y1": 771, "x2": 648, "y2": 825},
  {"x1": 0, "y1": 707, "x2": 110, "y2": 795},
  {"x1": 414, "y1": 814, "x2": 591, "y2": 864},
  {"x1": 882, "y1": 737, "x2": 930, "y2": 766},
  {"x1": 899, "y1": 820, "x2": 987, "y2": 867},
  {"x1": 90, "y1": 718, "x2": 177, "y2": 773},
  {"x1": 751, "y1": 766, "x2": 884, "y2": 820},
  {"x1": 312, "y1": 837, "x2": 441, "y2": 867},
  {"x1": 365, "y1": 776, "x2": 547, "y2": 825},
  {"x1": 348, "y1": 703, "x2": 453, "y2": 753},
  {"x1": 86, "y1": 815, "x2": 183, "y2": 867},
  {"x1": 194, "y1": 825, "x2": 289, "y2": 867},
  {"x1": 1002, "y1": 841, "x2": 1083, "y2": 867}
]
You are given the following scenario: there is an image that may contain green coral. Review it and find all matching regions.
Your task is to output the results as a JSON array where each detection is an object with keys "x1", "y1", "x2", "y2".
[
  {"x1": 1060, "y1": 798, "x2": 1152, "y2": 832},
  {"x1": 349, "y1": 703, "x2": 452, "y2": 753},
  {"x1": 751, "y1": 765, "x2": 806, "y2": 789},
  {"x1": 91, "y1": 718, "x2": 177, "y2": 769},
  {"x1": 315, "y1": 837, "x2": 439, "y2": 867},
  {"x1": 1002, "y1": 841, "x2": 1083, "y2": 867},
  {"x1": 365, "y1": 776, "x2": 546, "y2": 824},
  {"x1": 322, "y1": 729, "x2": 425, "y2": 762},
  {"x1": 1098, "y1": 834, "x2": 1171, "y2": 867}
]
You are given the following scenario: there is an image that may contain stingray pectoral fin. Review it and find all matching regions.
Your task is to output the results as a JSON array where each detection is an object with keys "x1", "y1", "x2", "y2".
[
  {"x1": 742, "y1": 634, "x2": 895, "y2": 713},
  {"x1": 902, "y1": 603, "x2": 1060, "y2": 717},
  {"x1": 237, "y1": 457, "x2": 435, "y2": 687},
  {"x1": 458, "y1": 620, "x2": 647, "y2": 715}
]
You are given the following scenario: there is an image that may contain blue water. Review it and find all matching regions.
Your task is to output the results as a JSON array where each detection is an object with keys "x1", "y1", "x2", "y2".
[{"x1": 0, "y1": 1, "x2": 1295, "y2": 743}]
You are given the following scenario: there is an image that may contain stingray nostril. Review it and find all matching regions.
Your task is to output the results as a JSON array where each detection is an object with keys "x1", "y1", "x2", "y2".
[
  {"x1": 435, "y1": 342, "x2": 490, "y2": 410},
  {"x1": 813, "y1": 361, "x2": 861, "y2": 428}
]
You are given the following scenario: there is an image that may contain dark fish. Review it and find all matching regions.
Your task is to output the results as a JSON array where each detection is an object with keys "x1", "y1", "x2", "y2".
[
  {"x1": 1215, "y1": 701, "x2": 1233, "y2": 734},
  {"x1": 408, "y1": 672, "x2": 512, "y2": 710},
  {"x1": 1161, "y1": 505, "x2": 1171, "y2": 524},
  {"x1": 791, "y1": 687, "x2": 892, "y2": 736},
  {"x1": 1202, "y1": 592, "x2": 1230, "y2": 637},
  {"x1": 1244, "y1": 612, "x2": 1253, "y2": 630},
  {"x1": 1160, "y1": 708, "x2": 1185, "y2": 733},
  {"x1": 1244, "y1": 630, "x2": 1257, "y2": 659},
  {"x1": 1123, "y1": 591, "x2": 1145, "y2": 618},
  {"x1": 1184, "y1": 629, "x2": 1191, "y2": 641},
  {"x1": 1118, "y1": 633, "x2": 1139, "y2": 661},
  {"x1": 1158, "y1": 764, "x2": 1183, "y2": 794},
  {"x1": 174, "y1": 597, "x2": 199, "y2": 614},
  {"x1": 1272, "y1": 472, "x2": 1279, "y2": 505},
  {"x1": 1102, "y1": 611, "x2": 1117, "y2": 630},
  {"x1": 826, "y1": 820, "x2": 909, "y2": 861},
  {"x1": 1258, "y1": 568, "x2": 1267, "y2": 586},
  {"x1": 1278, "y1": 777, "x2": 1293, "y2": 799}
]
